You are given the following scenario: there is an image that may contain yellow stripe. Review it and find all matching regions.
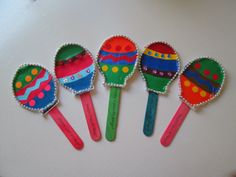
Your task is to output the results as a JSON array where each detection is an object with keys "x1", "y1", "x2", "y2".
[{"x1": 143, "y1": 48, "x2": 178, "y2": 60}]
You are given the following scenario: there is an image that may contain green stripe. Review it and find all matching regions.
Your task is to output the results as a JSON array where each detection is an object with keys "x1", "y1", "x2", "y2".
[
  {"x1": 99, "y1": 63, "x2": 135, "y2": 85},
  {"x1": 55, "y1": 44, "x2": 85, "y2": 61},
  {"x1": 193, "y1": 58, "x2": 224, "y2": 84},
  {"x1": 143, "y1": 73, "x2": 171, "y2": 93},
  {"x1": 13, "y1": 65, "x2": 42, "y2": 92}
]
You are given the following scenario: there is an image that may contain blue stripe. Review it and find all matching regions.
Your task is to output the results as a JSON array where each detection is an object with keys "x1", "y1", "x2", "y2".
[
  {"x1": 64, "y1": 73, "x2": 93, "y2": 92},
  {"x1": 25, "y1": 81, "x2": 56, "y2": 110},
  {"x1": 184, "y1": 70, "x2": 219, "y2": 93},
  {"x1": 141, "y1": 54, "x2": 179, "y2": 72},
  {"x1": 99, "y1": 50, "x2": 137, "y2": 57},
  {"x1": 98, "y1": 59, "x2": 136, "y2": 65}
]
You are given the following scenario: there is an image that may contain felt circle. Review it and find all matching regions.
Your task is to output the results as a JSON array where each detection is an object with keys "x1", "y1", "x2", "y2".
[
  {"x1": 184, "y1": 80, "x2": 191, "y2": 87},
  {"x1": 112, "y1": 66, "x2": 119, "y2": 73},
  {"x1": 15, "y1": 81, "x2": 22, "y2": 88},
  {"x1": 38, "y1": 92, "x2": 45, "y2": 99},
  {"x1": 192, "y1": 86, "x2": 199, "y2": 93},
  {"x1": 200, "y1": 91, "x2": 207, "y2": 97},
  {"x1": 102, "y1": 65, "x2": 108, "y2": 72},
  {"x1": 25, "y1": 75, "x2": 32, "y2": 82},
  {"x1": 122, "y1": 66, "x2": 129, "y2": 73},
  {"x1": 31, "y1": 68, "x2": 38, "y2": 75},
  {"x1": 45, "y1": 85, "x2": 51, "y2": 91},
  {"x1": 29, "y1": 100, "x2": 36, "y2": 106}
]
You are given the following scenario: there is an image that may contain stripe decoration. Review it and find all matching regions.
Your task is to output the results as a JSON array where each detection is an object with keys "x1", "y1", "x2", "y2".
[
  {"x1": 97, "y1": 35, "x2": 138, "y2": 87},
  {"x1": 140, "y1": 42, "x2": 180, "y2": 94},
  {"x1": 180, "y1": 57, "x2": 225, "y2": 107},
  {"x1": 12, "y1": 64, "x2": 57, "y2": 113},
  {"x1": 55, "y1": 44, "x2": 95, "y2": 94}
]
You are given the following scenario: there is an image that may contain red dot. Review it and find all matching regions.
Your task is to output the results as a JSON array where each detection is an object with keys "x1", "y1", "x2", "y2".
[
  {"x1": 38, "y1": 92, "x2": 44, "y2": 99},
  {"x1": 105, "y1": 43, "x2": 111, "y2": 50},
  {"x1": 212, "y1": 74, "x2": 219, "y2": 80},
  {"x1": 204, "y1": 70, "x2": 210, "y2": 75},
  {"x1": 115, "y1": 45, "x2": 121, "y2": 51},
  {"x1": 194, "y1": 63, "x2": 201, "y2": 69},
  {"x1": 29, "y1": 100, "x2": 36, "y2": 106},
  {"x1": 45, "y1": 85, "x2": 51, "y2": 91},
  {"x1": 125, "y1": 45, "x2": 131, "y2": 51}
]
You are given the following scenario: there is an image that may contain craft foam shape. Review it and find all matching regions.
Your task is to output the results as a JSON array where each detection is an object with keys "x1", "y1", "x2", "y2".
[
  {"x1": 139, "y1": 42, "x2": 180, "y2": 136},
  {"x1": 12, "y1": 64, "x2": 84, "y2": 149},
  {"x1": 55, "y1": 44, "x2": 101, "y2": 141},
  {"x1": 161, "y1": 57, "x2": 225, "y2": 147},
  {"x1": 97, "y1": 35, "x2": 138, "y2": 141},
  {"x1": 97, "y1": 35, "x2": 138, "y2": 87}
]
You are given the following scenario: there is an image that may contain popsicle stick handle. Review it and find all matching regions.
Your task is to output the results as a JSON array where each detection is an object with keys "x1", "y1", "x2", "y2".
[
  {"x1": 48, "y1": 106, "x2": 84, "y2": 150},
  {"x1": 143, "y1": 91, "x2": 159, "y2": 136},
  {"x1": 160, "y1": 102, "x2": 190, "y2": 147},
  {"x1": 80, "y1": 92, "x2": 101, "y2": 141},
  {"x1": 105, "y1": 87, "x2": 121, "y2": 141}
]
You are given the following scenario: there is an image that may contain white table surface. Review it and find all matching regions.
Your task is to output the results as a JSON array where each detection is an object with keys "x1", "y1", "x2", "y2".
[{"x1": 0, "y1": 0, "x2": 236, "y2": 177}]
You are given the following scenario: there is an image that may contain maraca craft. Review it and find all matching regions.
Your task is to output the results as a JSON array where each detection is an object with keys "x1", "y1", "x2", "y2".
[
  {"x1": 12, "y1": 64, "x2": 84, "y2": 149},
  {"x1": 97, "y1": 35, "x2": 138, "y2": 141},
  {"x1": 55, "y1": 44, "x2": 101, "y2": 141},
  {"x1": 161, "y1": 57, "x2": 225, "y2": 146},
  {"x1": 140, "y1": 42, "x2": 180, "y2": 136}
]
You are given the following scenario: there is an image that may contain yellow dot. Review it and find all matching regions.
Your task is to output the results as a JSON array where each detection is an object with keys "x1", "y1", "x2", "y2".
[
  {"x1": 112, "y1": 66, "x2": 119, "y2": 73},
  {"x1": 25, "y1": 75, "x2": 32, "y2": 82},
  {"x1": 31, "y1": 68, "x2": 38, "y2": 75},
  {"x1": 200, "y1": 91, "x2": 207, "y2": 97},
  {"x1": 184, "y1": 80, "x2": 191, "y2": 87},
  {"x1": 102, "y1": 65, "x2": 108, "y2": 72},
  {"x1": 122, "y1": 66, "x2": 129, "y2": 73},
  {"x1": 192, "y1": 86, "x2": 199, "y2": 93},
  {"x1": 15, "y1": 82, "x2": 22, "y2": 88}
]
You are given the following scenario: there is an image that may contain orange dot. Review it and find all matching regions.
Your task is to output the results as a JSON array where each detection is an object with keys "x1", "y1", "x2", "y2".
[
  {"x1": 184, "y1": 80, "x2": 191, "y2": 87},
  {"x1": 31, "y1": 68, "x2": 38, "y2": 75},
  {"x1": 15, "y1": 81, "x2": 22, "y2": 88},
  {"x1": 200, "y1": 91, "x2": 207, "y2": 97},
  {"x1": 25, "y1": 75, "x2": 32, "y2": 82},
  {"x1": 192, "y1": 86, "x2": 199, "y2": 93}
]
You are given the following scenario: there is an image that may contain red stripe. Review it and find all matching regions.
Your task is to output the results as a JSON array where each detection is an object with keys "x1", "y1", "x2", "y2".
[
  {"x1": 99, "y1": 54, "x2": 137, "y2": 62},
  {"x1": 15, "y1": 69, "x2": 46, "y2": 96},
  {"x1": 55, "y1": 53, "x2": 93, "y2": 78},
  {"x1": 19, "y1": 75, "x2": 53, "y2": 104}
]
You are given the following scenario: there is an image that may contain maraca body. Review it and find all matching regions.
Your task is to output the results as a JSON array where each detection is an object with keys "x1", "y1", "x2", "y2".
[
  {"x1": 98, "y1": 36, "x2": 138, "y2": 86},
  {"x1": 180, "y1": 58, "x2": 225, "y2": 107},
  {"x1": 13, "y1": 65, "x2": 57, "y2": 112},
  {"x1": 140, "y1": 42, "x2": 180, "y2": 93},
  {"x1": 55, "y1": 44, "x2": 95, "y2": 94}
]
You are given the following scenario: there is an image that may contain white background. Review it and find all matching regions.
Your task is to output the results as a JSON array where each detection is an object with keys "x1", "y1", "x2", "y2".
[{"x1": 0, "y1": 0, "x2": 236, "y2": 177}]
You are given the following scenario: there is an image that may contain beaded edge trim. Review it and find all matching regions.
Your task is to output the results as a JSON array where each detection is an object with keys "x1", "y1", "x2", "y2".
[
  {"x1": 54, "y1": 43, "x2": 96, "y2": 95},
  {"x1": 11, "y1": 63, "x2": 59, "y2": 116},
  {"x1": 96, "y1": 35, "x2": 139, "y2": 88},
  {"x1": 178, "y1": 57, "x2": 226, "y2": 110},
  {"x1": 138, "y1": 41, "x2": 181, "y2": 95}
]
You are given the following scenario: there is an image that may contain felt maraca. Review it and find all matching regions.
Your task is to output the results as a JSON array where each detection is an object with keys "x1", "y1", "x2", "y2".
[
  {"x1": 54, "y1": 44, "x2": 101, "y2": 141},
  {"x1": 140, "y1": 42, "x2": 180, "y2": 136},
  {"x1": 161, "y1": 57, "x2": 225, "y2": 146},
  {"x1": 97, "y1": 35, "x2": 138, "y2": 141},
  {"x1": 12, "y1": 64, "x2": 84, "y2": 149}
]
